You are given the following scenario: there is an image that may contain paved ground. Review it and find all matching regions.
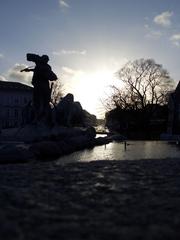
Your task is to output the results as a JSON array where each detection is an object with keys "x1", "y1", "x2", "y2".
[{"x1": 0, "y1": 158, "x2": 180, "y2": 239}]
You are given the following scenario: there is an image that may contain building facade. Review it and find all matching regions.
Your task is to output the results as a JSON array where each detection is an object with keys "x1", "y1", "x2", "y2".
[
  {"x1": 0, "y1": 81, "x2": 32, "y2": 128},
  {"x1": 167, "y1": 81, "x2": 180, "y2": 134}
]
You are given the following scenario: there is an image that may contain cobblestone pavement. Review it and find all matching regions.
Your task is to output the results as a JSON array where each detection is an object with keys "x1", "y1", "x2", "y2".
[{"x1": 0, "y1": 158, "x2": 180, "y2": 239}]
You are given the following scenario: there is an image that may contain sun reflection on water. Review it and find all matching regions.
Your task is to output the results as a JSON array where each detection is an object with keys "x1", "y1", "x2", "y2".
[{"x1": 57, "y1": 141, "x2": 180, "y2": 165}]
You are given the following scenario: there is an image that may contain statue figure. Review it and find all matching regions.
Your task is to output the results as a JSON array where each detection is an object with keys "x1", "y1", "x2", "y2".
[
  {"x1": 56, "y1": 93, "x2": 85, "y2": 126},
  {"x1": 21, "y1": 53, "x2": 57, "y2": 122}
]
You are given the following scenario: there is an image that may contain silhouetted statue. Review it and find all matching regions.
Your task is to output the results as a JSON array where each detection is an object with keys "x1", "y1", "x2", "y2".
[
  {"x1": 21, "y1": 53, "x2": 57, "y2": 123},
  {"x1": 56, "y1": 93, "x2": 85, "y2": 126}
]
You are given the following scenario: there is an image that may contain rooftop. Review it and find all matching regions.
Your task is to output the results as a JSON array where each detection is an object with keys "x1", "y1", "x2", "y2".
[{"x1": 0, "y1": 81, "x2": 32, "y2": 91}]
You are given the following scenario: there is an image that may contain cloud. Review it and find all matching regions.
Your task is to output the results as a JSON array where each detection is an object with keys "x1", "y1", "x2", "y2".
[
  {"x1": 61, "y1": 66, "x2": 84, "y2": 77},
  {"x1": 154, "y1": 11, "x2": 173, "y2": 27},
  {"x1": 0, "y1": 75, "x2": 7, "y2": 81},
  {"x1": 170, "y1": 34, "x2": 180, "y2": 47},
  {"x1": 61, "y1": 66, "x2": 84, "y2": 81},
  {"x1": 53, "y1": 49, "x2": 87, "y2": 56},
  {"x1": 145, "y1": 30, "x2": 162, "y2": 39},
  {"x1": 59, "y1": 0, "x2": 69, "y2": 9},
  {"x1": 6, "y1": 64, "x2": 32, "y2": 85},
  {"x1": 0, "y1": 53, "x2": 4, "y2": 59},
  {"x1": 144, "y1": 24, "x2": 162, "y2": 39},
  {"x1": 62, "y1": 66, "x2": 76, "y2": 75}
]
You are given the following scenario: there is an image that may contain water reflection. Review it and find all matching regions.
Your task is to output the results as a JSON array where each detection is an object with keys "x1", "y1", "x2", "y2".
[{"x1": 57, "y1": 141, "x2": 180, "y2": 164}]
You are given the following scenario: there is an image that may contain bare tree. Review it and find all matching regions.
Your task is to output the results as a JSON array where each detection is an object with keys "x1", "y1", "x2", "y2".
[{"x1": 106, "y1": 58, "x2": 174, "y2": 111}]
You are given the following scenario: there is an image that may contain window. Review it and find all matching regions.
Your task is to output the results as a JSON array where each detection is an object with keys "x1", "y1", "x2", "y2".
[
  {"x1": 6, "y1": 108, "x2": 10, "y2": 118},
  {"x1": 14, "y1": 109, "x2": 18, "y2": 118},
  {"x1": 14, "y1": 98, "x2": 19, "y2": 104},
  {"x1": 24, "y1": 98, "x2": 28, "y2": 104}
]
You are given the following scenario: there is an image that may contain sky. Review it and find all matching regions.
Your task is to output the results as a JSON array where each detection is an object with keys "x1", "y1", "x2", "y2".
[{"x1": 1, "y1": 0, "x2": 180, "y2": 118}]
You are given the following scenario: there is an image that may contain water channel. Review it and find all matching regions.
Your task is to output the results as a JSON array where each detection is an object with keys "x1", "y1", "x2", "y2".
[{"x1": 57, "y1": 140, "x2": 180, "y2": 164}]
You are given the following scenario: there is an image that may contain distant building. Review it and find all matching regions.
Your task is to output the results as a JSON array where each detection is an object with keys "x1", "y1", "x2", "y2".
[
  {"x1": 0, "y1": 81, "x2": 32, "y2": 128},
  {"x1": 167, "y1": 81, "x2": 180, "y2": 134}
]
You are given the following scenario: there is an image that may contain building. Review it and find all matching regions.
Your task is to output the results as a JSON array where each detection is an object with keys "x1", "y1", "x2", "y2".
[
  {"x1": 0, "y1": 81, "x2": 33, "y2": 128},
  {"x1": 167, "y1": 81, "x2": 180, "y2": 134}
]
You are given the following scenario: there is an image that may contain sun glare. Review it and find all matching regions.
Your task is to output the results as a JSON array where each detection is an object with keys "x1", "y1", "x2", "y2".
[{"x1": 67, "y1": 69, "x2": 119, "y2": 118}]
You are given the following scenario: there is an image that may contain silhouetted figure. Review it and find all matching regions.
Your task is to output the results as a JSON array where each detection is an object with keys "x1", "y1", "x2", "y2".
[
  {"x1": 21, "y1": 54, "x2": 57, "y2": 123},
  {"x1": 56, "y1": 93, "x2": 85, "y2": 126}
]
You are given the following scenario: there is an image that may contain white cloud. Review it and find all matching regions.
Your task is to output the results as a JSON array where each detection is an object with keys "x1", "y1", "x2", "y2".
[
  {"x1": 6, "y1": 64, "x2": 32, "y2": 85},
  {"x1": 154, "y1": 11, "x2": 173, "y2": 27},
  {"x1": 59, "y1": 0, "x2": 69, "y2": 8},
  {"x1": 61, "y1": 66, "x2": 84, "y2": 77},
  {"x1": 0, "y1": 75, "x2": 6, "y2": 81},
  {"x1": 53, "y1": 49, "x2": 87, "y2": 56},
  {"x1": 62, "y1": 66, "x2": 76, "y2": 75},
  {"x1": 144, "y1": 24, "x2": 162, "y2": 39},
  {"x1": 0, "y1": 53, "x2": 4, "y2": 59},
  {"x1": 170, "y1": 34, "x2": 180, "y2": 47},
  {"x1": 145, "y1": 30, "x2": 162, "y2": 39}
]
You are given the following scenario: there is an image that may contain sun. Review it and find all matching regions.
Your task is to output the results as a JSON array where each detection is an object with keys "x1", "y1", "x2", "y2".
[
  {"x1": 69, "y1": 69, "x2": 117, "y2": 118},
  {"x1": 62, "y1": 65, "x2": 124, "y2": 118}
]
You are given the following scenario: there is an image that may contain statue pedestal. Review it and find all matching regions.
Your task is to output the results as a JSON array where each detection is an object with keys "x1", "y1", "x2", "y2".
[{"x1": 0, "y1": 123, "x2": 111, "y2": 164}]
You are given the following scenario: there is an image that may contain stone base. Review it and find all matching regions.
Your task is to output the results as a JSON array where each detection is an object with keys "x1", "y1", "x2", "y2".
[{"x1": 0, "y1": 124, "x2": 111, "y2": 164}]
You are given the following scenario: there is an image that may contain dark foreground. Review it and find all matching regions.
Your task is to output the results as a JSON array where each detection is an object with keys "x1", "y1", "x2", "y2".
[{"x1": 0, "y1": 158, "x2": 180, "y2": 240}]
